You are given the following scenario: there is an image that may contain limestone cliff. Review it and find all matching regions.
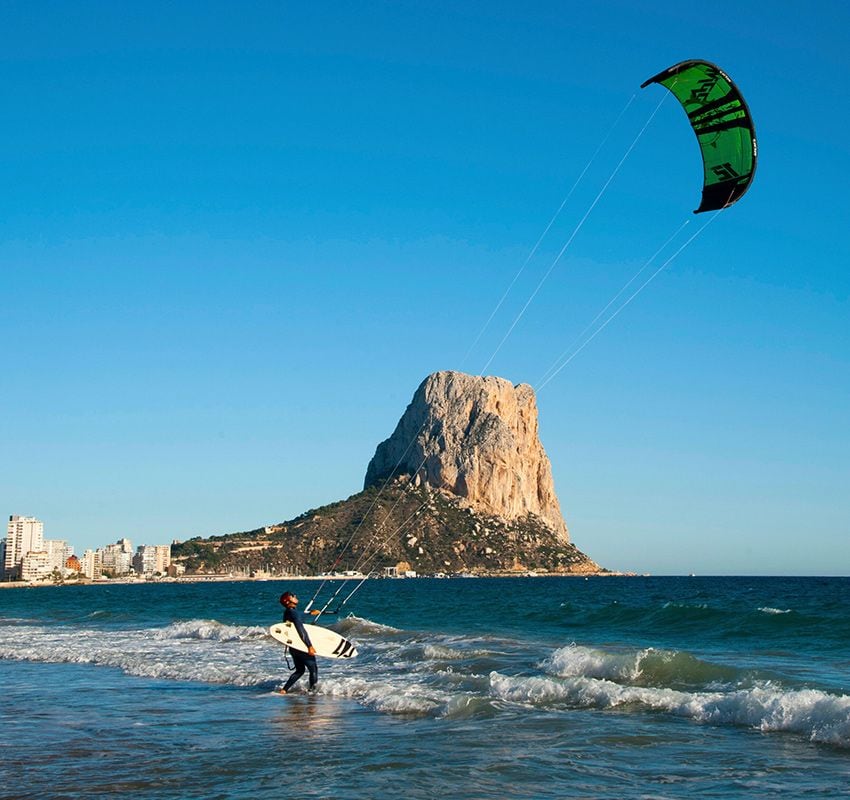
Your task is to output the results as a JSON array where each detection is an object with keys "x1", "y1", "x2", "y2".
[
  {"x1": 365, "y1": 371, "x2": 569, "y2": 542},
  {"x1": 170, "y1": 370, "x2": 605, "y2": 577}
]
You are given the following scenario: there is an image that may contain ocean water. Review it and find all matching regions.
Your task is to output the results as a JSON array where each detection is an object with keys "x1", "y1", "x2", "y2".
[{"x1": 1, "y1": 575, "x2": 849, "y2": 799}]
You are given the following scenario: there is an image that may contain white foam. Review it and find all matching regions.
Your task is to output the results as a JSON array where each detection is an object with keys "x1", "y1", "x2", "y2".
[
  {"x1": 423, "y1": 644, "x2": 467, "y2": 660},
  {"x1": 488, "y1": 672, "x2": 850, "y2": 746},
  {"x1": 153, "y1": 619, "x2": 268, "y2": 642},
  {"x1": 319, "y1": 675, "x2": 442, "y2": 715},
  {"x1": 336, "y1": 615, "x2": 401, "y2": 635},
  {"x1": 0, "y1": 621, "x2": 282, "y2": 687},
  {"x1": 542, "y1": 643, "x2": 648, "y2": 682},
  {"x1": 421, "y1": 642, "x2": 495, "y2": 660}
]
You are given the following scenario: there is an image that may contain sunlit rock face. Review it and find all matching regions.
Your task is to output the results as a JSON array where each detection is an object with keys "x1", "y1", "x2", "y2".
[{"x1": 364, "y1": 371, "x2": 570, "y2": 543}]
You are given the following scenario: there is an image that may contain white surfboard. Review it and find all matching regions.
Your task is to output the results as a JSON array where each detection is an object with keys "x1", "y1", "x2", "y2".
[{"x1": 269, "y1": 622, "x2": 358, "y2": 659}]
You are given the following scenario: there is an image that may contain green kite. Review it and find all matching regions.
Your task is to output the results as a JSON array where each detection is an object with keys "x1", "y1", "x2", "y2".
[{"x1": 641, "y1": 60, "x2": 757, "y2": 213}]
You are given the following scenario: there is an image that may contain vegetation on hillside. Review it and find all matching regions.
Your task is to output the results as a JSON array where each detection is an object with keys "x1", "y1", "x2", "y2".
[{"x1": 171, "y1": 480, "x2": 603, "y2": 576}]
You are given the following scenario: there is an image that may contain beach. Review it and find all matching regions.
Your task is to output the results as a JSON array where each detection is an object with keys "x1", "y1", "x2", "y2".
[{"x1": 2, "y1": 575, "x2": 849, "y2": 799}]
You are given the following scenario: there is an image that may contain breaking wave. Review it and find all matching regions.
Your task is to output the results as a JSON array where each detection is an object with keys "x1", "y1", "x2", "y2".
[
  {"x1": 489, "y1": 672, "x2": 850, "y2": 747},
  {"x1": 2, "y1": 610, "x2": 849, "y2": 746},
  {"x1": 542, "y1": 643, "x2": 759, "y2": 689},
  {"x1": 0, "y1": 619, "x2": 281, "y2": 687},
  {"x1": 153, "y1": 619, "x2": 268, "y2": 642},
  {"x1": 335, "y1": 615, "x2": 401, "y2": 636}
]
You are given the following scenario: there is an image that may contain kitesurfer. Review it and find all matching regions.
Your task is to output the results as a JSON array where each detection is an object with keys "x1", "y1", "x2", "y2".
[{"x1": 278, "y1": 591, "x2": 321, "y2": 694}]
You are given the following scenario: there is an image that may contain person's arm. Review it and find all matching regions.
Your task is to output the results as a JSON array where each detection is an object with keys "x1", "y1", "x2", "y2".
[{"x1": 288, "y1": 608, "x2": 315, "y2": 653}]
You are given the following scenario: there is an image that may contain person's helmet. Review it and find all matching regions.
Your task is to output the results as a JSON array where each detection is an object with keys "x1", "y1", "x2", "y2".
[{"x1": 279, "y1": 592, "x2": 295, "y2": 606}]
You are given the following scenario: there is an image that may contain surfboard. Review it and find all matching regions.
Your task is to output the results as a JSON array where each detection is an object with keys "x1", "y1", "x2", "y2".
[{"x1": 268, "y1": 622, "x2": 358, "y2": 659}]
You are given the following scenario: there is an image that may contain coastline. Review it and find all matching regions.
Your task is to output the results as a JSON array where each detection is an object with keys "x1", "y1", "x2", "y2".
[{"x1": 0, "y1": 570, "x2": 634, "y2": 589}]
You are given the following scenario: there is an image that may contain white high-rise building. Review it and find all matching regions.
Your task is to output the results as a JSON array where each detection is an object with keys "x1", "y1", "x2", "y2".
[
  {"x1": 4, "y1": 516, "x2": 44, "y2": 580},
  {"x1": 100, "y1": 539, "x2": 134, "y2": 576},
  {"x1": 155, "y1": 544, "x2": 171, "y2": 574},
  {"x1": 81, "y1": 549, "x2": 102, "y2": 580},
  {"x1": 132, "y1": 544, "x2": 171, "y2": 577},
  {"x1": 133, "y1": 545, "x2": 157, "y2": 576},
  {"x1": 21, "y1": 551, "x2": 51, "y2": 582},
  {"x1": 44, "y1": 540, "x2": 73, "y2": 575}
]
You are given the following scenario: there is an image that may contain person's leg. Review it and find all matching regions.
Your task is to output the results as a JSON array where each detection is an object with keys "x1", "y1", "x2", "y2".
[
  {"x1": 306, "y1": 655, "x2": 318, "y2": 691},
  {"x1": 282, "y1": 650, "x2": 307, "y2": 692}
]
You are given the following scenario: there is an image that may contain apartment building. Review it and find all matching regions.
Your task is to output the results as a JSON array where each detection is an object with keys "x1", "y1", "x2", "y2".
[{"x1": 4, "y1": 516, "x2": 44, "y2": 580}]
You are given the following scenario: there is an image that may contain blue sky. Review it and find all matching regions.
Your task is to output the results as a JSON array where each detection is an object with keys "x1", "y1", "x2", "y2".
[{"x1": 2, "y1": 1, "x2": 848, "y2": 575}]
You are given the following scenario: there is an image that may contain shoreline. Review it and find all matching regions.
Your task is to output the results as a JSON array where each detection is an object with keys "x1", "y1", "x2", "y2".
[{"x1": 0, "y1": 570, "x2": 635, "y2": 589}]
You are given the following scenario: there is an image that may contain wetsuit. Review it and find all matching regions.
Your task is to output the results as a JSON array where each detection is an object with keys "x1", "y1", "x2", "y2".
[{"x1": 282, "y1": 606, "x2": 318, "y2": 692}]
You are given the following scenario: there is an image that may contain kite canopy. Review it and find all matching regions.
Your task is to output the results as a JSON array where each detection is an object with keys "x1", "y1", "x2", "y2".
[{"x1": 641, "y1": 60, "x2": 757, "y2": 214}]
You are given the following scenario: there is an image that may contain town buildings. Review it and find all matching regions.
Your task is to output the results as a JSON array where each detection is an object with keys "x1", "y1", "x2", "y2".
[
  {"x1": 100, "y1": 538, "x2": 133, "y2": 576},
  {"x1": 131, "y1": 544, "x2": 172, "y2": 577},
  {"x1": 2, "y1": 515, "x2": 172, "y2": 583},
  {"x1": 45, "y1": 539, "x2": 73, "y2": 573}
]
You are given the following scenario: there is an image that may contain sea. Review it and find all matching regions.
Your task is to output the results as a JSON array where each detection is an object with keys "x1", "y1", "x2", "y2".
[{"x1": 1, "y1": 575, "x2": 849, "y2": 799}]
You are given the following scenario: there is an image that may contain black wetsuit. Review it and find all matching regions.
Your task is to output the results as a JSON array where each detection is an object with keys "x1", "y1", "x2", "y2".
[{"x1": 282, "y1": 606, "x2": 318, "y2": 692}]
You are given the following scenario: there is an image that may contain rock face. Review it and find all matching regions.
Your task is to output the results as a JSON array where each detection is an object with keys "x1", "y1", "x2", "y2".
[
  {"x1": 364, "y1": 371, "x2": 570, "y2": 543},
  {"x1": 171, "y1": 370, "x2": 605, "y2": 576}
]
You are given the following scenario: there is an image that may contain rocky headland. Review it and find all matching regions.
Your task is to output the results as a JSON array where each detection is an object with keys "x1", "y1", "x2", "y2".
[{"x1": 172, "y1": 371, "x2": 603, "y2": 576}]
